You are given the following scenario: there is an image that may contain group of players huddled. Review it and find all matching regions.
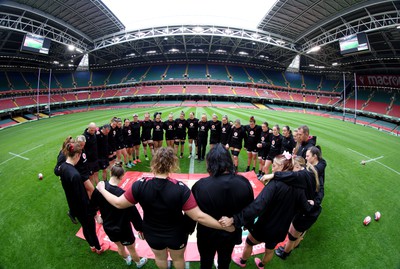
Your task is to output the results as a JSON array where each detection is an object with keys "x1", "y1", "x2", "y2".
[{"x1": 55, "y1": 110, "x2": 327, "y2": 269}]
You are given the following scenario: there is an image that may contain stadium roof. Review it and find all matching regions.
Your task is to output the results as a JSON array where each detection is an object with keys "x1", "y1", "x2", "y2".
[{"x1": 0, "y1": 0, "x2": 399, "y2": 74}]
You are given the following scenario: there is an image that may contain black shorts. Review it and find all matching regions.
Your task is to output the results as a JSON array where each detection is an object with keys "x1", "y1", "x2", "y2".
[
  {"x1": 175, "y1": 134, "x2": 186, "y2": 140},
  {"x1": 108, "y1": 151, "x2": 117, "y2": 162},
  {"x1": 292, "y1": 209, "x2": 321, "y2": 233},
  {"x1": 87, "y1": 161, "x2": 99, "y2": 175},
  {"x1": 258, "y1": 149, "x2": 267, "y2": 158},
  {"x1": 98, "y1": 159, "x2": 109, "y2": 170},
  {"x1": 250, "y1": 227, "x2": 282, "y2": 250},
  {"x1": 266, "y1": 152, "x2": 279, "y2": 161},
  {"x1": 209, "y1": 138, "x2": 220, "y2": 145},
  {"x1": 133, "y1": 139, "x2": 141, "y2": 146},
  {"x1": 141, "y1": 135, "x2": 151, "y2": 142},
  {"x1": 145, "y1": 232, "x2": 188, "y2": 251},
  {"x1": 246, "y1": 144, "x2": 258, "y2": 153},
  {"x1": 116, "y1": 143, "x2": 125, "y2": 150},
  {"x1": 165, "y1": 135, "x2": 175, "y2": 141},
  {"x1": 187, "y1": 132, "x2": 198, "y2": 140},
  {"x1": 125, "y1": 143, "x2": 134, "y2": 148},
  {"x1": 105, "y1": 227, "x2": 136, "y2": 246}
]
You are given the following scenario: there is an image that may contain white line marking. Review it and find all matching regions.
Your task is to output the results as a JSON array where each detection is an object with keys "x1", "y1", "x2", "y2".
[
  {"x1": 189, "y1": 140, "x2": 195, "y2": 174},
  {"x1": 0, "y1": 144, "x2": 43, "y2": 166},
  {"x1": 347, "y1": 148, "x2": 400, "y2": 175},
  {"x1": 8, "y1": 152, "x2": 30, "y2": 160},
  {"x1": 363, "y1": 156, "x2": 384, "y2": 164}
]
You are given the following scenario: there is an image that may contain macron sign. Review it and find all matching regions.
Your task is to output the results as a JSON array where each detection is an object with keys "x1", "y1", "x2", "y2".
[{"x1": 357, "y1": 75, "x2": 400, "y2": 88}]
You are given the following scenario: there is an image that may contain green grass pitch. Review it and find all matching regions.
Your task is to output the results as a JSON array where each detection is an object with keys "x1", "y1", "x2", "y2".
[{"x1": 0, "y1": 106, "x2": 399, "y2": 269}]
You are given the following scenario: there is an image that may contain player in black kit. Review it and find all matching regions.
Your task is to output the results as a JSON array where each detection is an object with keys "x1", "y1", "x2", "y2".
[
  {"x1": 192, "y1": 144, "x2": 254, "y2": 269},
  {"x1": 197, "y1": 114, "x2": 209, "y2": 161},
  {"x1": 108, "y1": 118, "x2": 118, "y2": 167},
  {"x1": 164, "y1": 113, "x2": 176, "y2": 148},
  {"x1": 244, "y1": 116, "x2": 262, "y2": 172},
  {"x1": 59, "y1": 142, "x2": 102, "y2": 254},
  {"x1": 263, "y1": 124, "x2": 283, "y2": 174},
  {"x1": 91, "y1": 163, "x2": 148, "y2": 267},
  {"x1": 122, "y1": 119, "x2": 135, "y2": 168},
  {"x1": 83, "y1": 122, "x2": 99, "y2": 185},
  {"x1": 187, "y1": 112, "x2": 199, "y2": 159},
  {"x1": 140, "y1": 113, "x2": 154, "y2": 161},
  {"x1": 208, "y1": 114, "x2": 221, "y2": 149},
  {"x1": 256, "y1": 122, "x2": 272, "y2": 179},
  {"x1": 115, "y1": 119, "x2": 129, "y2": 167},
  {"x1": 174, "y1": 111, "x2": 187, "y2": 158},
  {"x1": 281, "y1": 126, "x2": 296, "y2": 154},
  {"x1": 96, "y1": 124, "x2": 110, "y2": 181},
  {"x1": 220, "y1": 115, "x2": 232, "y2": 146},
  {"x1": 152, "y1": 113, "x2": 164, "y2": 150},
  {"x1": 226, "y1": 119, "x2": 247, "y2": 171},
  {"x1": 131, "y1": 114, "x2": 142, "y2": 164}
]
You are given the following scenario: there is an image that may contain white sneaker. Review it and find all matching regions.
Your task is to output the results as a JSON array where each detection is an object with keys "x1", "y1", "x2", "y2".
[
  {"x1": 145, "y1": 156, "x2": 149, "y2": 161},
  {"x1": 125, "y1": 255, "x2": 132, "y2": 265},
  {"x1": 194, "y1": 156, "x2": 198, "y2": 160},
  {"x1": 188, "y1": 154, "x2": 192, "y2": 159},
  {"x1": 136, "y1": 257, "x2": 148, "y2": 268}
]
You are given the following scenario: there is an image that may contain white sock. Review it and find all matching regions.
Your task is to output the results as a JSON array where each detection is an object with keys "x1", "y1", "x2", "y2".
[{"x1": 124, "y1": 255, "x2": 132, "y2": 263}]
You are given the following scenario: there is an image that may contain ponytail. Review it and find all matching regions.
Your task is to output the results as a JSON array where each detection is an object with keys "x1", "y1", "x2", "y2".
[
  {"x1": 306, "y1": 163, "x2": 320, "y2": 192},
  {"x1": 62, "y1": 142, "x2": 82, "y2": 158}
]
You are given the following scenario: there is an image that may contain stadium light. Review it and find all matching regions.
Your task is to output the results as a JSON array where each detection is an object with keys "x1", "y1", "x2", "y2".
[
  {"x1": 332, "y1": 62, "x2": 339, "y2": 66},
  {"x1": 169, "y1": 48, "x2": 179, "y2": 53},
  {"x1": 238, "y1": 51, "x2": 248, "y2": 56},
  {"x1": 224, "y1": 29, "x2": 233, "y2": 35},
  {"x1": 76, "y1": 48, "x2": 83, "y2": 53},
  {"x1": 307, "y1": 45, "x2": 321, "y2": 54},
  {"x1": 146, "y1": 50, "x2": 156, "y2": 54},
  {"x1": 397, "y1": 25, "x2": 400, "y2": 29},
  {"x1": 193, "y1": 27, "x2": 204, "y2": 33},
  {"x1": 309, "y1": 64, "x2": 315, "y2": 67},
  {"x1": 215, "y1": 49, "x2": 226, "y2": 53},
  {"x1": 67, "y1": 44, "x2": 75, "y2": 51}
]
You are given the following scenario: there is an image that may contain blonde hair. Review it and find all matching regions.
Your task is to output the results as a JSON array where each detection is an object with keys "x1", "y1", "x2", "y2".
[
  {"x1": 76, "y1": 135, "x2": 86, "y2": 142},
  {"x1": 150, "y1": 147, "x2": 180, "y2": 175},
  {"x1": 292, "y1": 156, "x2": 306, "y2": 168},
  {"x1": 306, "y1": 163, "x2": 320, "y2": 192}
]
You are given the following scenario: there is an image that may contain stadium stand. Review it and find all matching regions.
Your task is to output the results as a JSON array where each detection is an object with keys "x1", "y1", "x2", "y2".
[
  {"x1": 165, "y1": 64, "x2": 186, "y2": 80},
  {"x1": 227, "y1": 66, "x2": 250, "y2": 83},
  {"x1": 187, "y1": 64, "x2": 206, "y2": 79},
  {"x1": 208, "y1": 65, "x2": 228, "y2": 80}
]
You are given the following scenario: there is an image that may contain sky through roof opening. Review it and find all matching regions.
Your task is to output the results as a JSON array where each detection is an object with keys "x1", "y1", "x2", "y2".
[{"x1": 101, "y1": 0, "x2": 277, "y2": 31}]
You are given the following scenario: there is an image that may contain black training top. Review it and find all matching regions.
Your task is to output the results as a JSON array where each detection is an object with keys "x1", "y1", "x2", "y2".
[
  {"x1": 281, "y1": 134, "x2": 296, "y2": 154},
  {"x1": 59, "y1": 162, "x2": 90, "y2": 218},
  {"x1": 174, "y1": 118, "x2": 187, "y2": 138},
  {"x1": 220, "y1": 123, "x2": 232, "y2": 145},
  {"x1": 187, "y1": 118, "x2": 199, "y2": 137},
  {"x1": 233, "y1": 180, "x2": 313, "y2": 243},
  {"x1": 115, "y1": 126, "x2": 124, "y2": 148},
  {"x1": 108, "y1": 126, "x2": 117, "y2": 152},
  {"x1": 245, "y1": 125, "x2": 262, "y2": 148},
  {"x1": 130, "y1": 121, "x2": 141, "y2": 142},
  {"x1": 228, "y1": 126, "x2": 247, "y2": 149},
  {"x1": 208, "y1": 120, "x2": 222, "y2": 144},
  {"x1": 54, "y1": 150, "x2": 66, "y2": 177},
  {"x1": 268, "y1": 134, "x2": 283, "y2": 157},
  {"x1": 91, "y1": 181, "x2": 143, "y2": 234},
  {"x1": 124, "y1": 177, "x2": 197, "y2": 237},
  {"x1": 141, "y1": 120, "x2": 153, "y2": 140},
  {"x1": 96, "y1": 130, "x2": 109, "y2": 160},
  {"x1": 83, "y1": 129, "x2": 98, "y2": 162},
  {"x1": 122, "y1": 125, "x2": 134, "y2": 145},
  {"x1": 75, "y1": 149, "x2": 90, "y2": 180},
  {"x1": 197, "y1": 120, "x2": 209, "y2": 139},
  {"x1": 297, "y1": 136, "x2": 317, "y2": 159},
  {"x1": 259, "y1": 130, "x2": 272, "y2": 152},
  {"x1": 314, "y1": 158, "x2": 327, "y2": 206},
  {"x1": 163, "y1": 120, "x2": 176, "y2": 140},
  {"x1": 192, "y1": 173, "x2": 254, "y2": 243},
  {"x1": 152, "y1": 121, "x2": 164, "y2": 141}
]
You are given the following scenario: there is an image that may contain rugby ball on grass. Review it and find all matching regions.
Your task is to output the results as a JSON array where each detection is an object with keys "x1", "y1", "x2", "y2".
[
  {"x1": 374, "y1": 211, "x2": 381, "y2": 221},
  {"x1": 38, "y1": 173, "x2": 43, "y2": 180},
  {"x1": 363, "y1": 216, "x2": 371, "y2": 226}
]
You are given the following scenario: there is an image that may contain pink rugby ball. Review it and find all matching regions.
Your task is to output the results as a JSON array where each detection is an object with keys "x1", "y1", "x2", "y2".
[
  {"x1": 374, "y1": 212, "x2": 381, "y2": 221},
  {"x1": 363, "y1": 216, "x2": 371, "y2": 226}
]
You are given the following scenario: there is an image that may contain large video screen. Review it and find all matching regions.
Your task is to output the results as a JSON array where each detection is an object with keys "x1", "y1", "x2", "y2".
[
  {"x1": 21, "y1": 33, "x2": 51, "y2": 55},
  {"x1": 339, "y1": 32, "x2": 370, "y2": 55}
]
